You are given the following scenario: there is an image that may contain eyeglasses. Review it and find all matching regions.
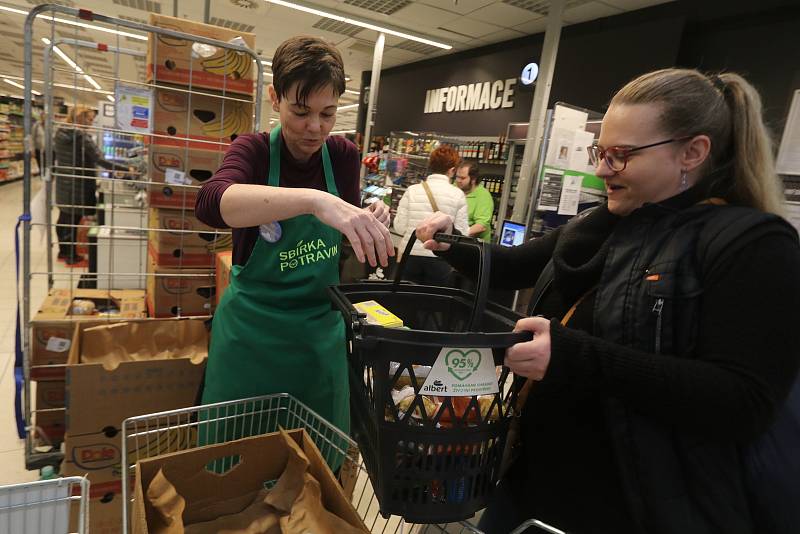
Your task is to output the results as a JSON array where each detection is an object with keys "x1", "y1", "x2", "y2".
[{"x1": 587, "y1": 137, "x2": 692, "y2": 172}]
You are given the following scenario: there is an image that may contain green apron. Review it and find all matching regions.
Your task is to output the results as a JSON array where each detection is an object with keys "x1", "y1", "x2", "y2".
[{"x1": 201, "y1": 126, "x2": 349, "y2": 440}]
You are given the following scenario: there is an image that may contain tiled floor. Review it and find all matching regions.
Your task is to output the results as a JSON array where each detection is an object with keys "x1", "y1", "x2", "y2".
[{"x1": 0, "y1": 177, "x2": 79, "y2": 486}]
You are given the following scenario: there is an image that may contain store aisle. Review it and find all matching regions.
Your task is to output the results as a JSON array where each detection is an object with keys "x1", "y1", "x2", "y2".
[{"x1": 0, "y1": 178, "x2": 77, "y2": 485}]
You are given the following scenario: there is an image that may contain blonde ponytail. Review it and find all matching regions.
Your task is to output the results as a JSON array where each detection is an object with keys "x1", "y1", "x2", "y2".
[
  {"x1": 612, "y1": 68, "x2": 785, "y2": 216},
  {"x1": 719, "y1": 73, "x2": 785, "y2": 216}
]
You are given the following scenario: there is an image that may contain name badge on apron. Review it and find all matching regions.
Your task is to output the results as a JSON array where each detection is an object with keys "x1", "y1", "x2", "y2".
[{"x1": 259, "y1": 221, "x2": 282, "y2": 243}]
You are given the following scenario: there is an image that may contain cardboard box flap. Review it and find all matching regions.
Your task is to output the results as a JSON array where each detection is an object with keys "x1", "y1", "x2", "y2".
[
  {"x1": 77, "y1": 320, "x2": 208, "y2": 369},
  {"x1": 34, "y1": 289, "x2": 146, "y2": 320},
  {"x1": 133, "y1": 430, "x2": 368, "y2": 533},
  {"x1": 66, "y1": 318, "x2": 207, "y2": 436}
]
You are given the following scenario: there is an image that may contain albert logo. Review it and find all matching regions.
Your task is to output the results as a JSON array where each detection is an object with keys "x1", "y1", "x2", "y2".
[{"x1": 422, "y1": 379, "x2": 448, "y2": 394}]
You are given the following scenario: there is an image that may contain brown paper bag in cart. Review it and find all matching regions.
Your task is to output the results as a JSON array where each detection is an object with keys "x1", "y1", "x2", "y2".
[{"x1": 133, "y1": 429, "x2": 369, "y2": 534}]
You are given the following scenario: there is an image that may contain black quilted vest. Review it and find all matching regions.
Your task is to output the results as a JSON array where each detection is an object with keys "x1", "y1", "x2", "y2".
[{"x1": 593, "y1": 201, "x2": 791, "y2": 534}]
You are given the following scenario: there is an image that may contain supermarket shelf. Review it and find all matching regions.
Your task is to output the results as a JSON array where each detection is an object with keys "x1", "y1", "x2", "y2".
[{"x1": 0, "y1": 175, "x2": 23, "y2": 186}]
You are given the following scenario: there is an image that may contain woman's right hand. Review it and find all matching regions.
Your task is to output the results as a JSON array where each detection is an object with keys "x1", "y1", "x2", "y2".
[
  {"x1": 313, "y1": 192, "x2": 394, "y2": 267},
  {"x1": 416, "y1": 212, "x2": 455, "y2": 252}
]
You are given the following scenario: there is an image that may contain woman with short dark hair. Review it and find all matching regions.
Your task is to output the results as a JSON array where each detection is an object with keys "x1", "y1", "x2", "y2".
[{"x1": 195, "y1": 36, "x2": 392, "y2": 435}]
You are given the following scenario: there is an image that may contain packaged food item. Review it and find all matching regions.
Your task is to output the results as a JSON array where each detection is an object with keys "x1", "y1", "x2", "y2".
[
  {"x1": 353, "y1": 300, "x2": 403, "y2": 328},
  {"x1": 70, "y1": 299, "x2": 96, "y2": 315},
  {"x1": 387, "y1": 386, "x2": 439, "y2": 421},
  {"x1": 389, "y1": 362, "x2": 431, "y2": 388}
]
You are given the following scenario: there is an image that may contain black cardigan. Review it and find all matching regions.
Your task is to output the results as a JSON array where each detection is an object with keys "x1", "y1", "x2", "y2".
[{"x1": 438, "y1": 188, "x2": 800, "y2": 533}]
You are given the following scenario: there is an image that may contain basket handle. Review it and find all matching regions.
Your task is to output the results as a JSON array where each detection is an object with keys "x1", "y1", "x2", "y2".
[{"x1": 392, "y1": 231, "x2": 491, "y2": 331}]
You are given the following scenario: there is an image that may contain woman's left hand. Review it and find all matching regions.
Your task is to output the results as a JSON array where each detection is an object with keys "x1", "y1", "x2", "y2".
[
  {"x1": 365, "y1": 200, "x2": 391, "y2": 227},
  {"x1": 505, "y1": 317, "x2": 552, "y2": 380}
]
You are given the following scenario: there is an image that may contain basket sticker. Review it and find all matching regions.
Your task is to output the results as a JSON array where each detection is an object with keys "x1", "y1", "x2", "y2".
[
  {"x1": 420, "y1": 347, "x2": 499, "y2": 396},
  {"x1": 46, "y1": 337, "x2": 71, "y2": 353}
]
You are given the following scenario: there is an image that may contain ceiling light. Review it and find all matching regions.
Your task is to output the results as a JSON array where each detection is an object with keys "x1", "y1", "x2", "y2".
[
  {"x1": 263, "y1": 0, "x2": 452, "y2": 50},
  {"x1": 337, "y1": 104, "x2": 359, "y2": 111},
  {"x1": 330, "y1": 129, "x2": 356, "y2": 134},
  {"x1": 344, "y1": 89, "x2": 360, "y2": 95},
  {"x1": 83, "y1": 74, "x2": 102, "y2": 90},
  {"x1": 0, "y1": 5, "x2": 147, "y2": 41},
  {"x1": 52, "y1": 82, "x2": 113, "y2": 95},
  {"x1": 3, "y1": 78, "x2": 41, "y2": 95},
  {"x1": 44, "y1": 38, "x2": 84, "y2": 73},
  {"x1": 43, "y1": 37, "x2": 106, "y2": 92},
  {"x1": 261, "y1": 60, "x2": 272, "y2": 66},
  {"x1": 106, "y1": 95, "x2": 115, "y2": 102}
]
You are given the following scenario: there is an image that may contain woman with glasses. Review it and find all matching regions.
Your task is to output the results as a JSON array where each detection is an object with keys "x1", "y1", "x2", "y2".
[{"x1": 416, "y1": 68, "x2": 800, "y2": 533}]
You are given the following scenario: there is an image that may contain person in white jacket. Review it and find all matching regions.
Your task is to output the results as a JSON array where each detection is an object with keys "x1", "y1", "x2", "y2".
[{"x1": 393, "y1": 145, "x2": 469, "y2": 285}]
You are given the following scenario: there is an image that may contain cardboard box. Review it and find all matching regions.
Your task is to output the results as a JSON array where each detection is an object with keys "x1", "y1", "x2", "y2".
[
  {"x1": 34, "y1": 407, "x2": 65, "y2": 444},
  {"x1": 216, "y1": 250, "x2": 233, "y2": 305},
  {"x1": 147, "y1": 144, "x2": 223, "y2": 208},
  {"x1": 62, "y1": 318, "x2": 208, "y2": 483},
  {"x1": 147, "y1": 13, "x2": 256, "y2": 96},
  {"x1": 148, "y1": 208, "x2": 231, "y2": 267},
  {"x1": 70, "y1": 487, "x2": 126, "y2": 534},
  {"x1": 30, "y1": 289, "x2": 146, "y2": 380},
  {"x1": 146, "y1": 258, "x2": 216, "y2": 317},
  {"x1": 132, "y1": 429, "x2": 369, "y2": 534},
  {"x1": 36, "y1": 379, "x2": 65, "y2": 409},
  {"x1": 152, "y1": 85, "x2": 253, "y2": 150}
]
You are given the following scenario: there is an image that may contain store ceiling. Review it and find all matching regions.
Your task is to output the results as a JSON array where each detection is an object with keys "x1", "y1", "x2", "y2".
[{"x1": 0, "y1": 0, "x2": 672, "y2": 131}]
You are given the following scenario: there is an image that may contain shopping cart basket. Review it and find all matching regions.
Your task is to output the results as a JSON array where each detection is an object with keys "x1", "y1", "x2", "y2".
[
  {"x1": 329, "y1": 232, "x2": 533, "y2": 524},
  {"x1": 0, "y1": 476, "x2": 89, "y2": 534}
]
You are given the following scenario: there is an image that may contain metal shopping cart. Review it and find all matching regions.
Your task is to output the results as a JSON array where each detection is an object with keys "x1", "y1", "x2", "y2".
[
  {"x1": 0, "y1": 476, "x2": 89, "y2": 534},
  {"x1": 120, "y1": 393, "x2": 566, "y2": 534}
]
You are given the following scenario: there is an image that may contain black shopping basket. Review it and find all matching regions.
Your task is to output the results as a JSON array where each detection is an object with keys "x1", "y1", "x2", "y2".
[{"x1": 328, "y1": 231, "x2": 532, "y2": 524}]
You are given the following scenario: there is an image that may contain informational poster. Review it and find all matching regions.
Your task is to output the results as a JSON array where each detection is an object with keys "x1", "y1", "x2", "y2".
[
  {"x1": 552, "y1": 103, "x2": 588, "y2": 133},
  {"x1": 545, "y1": 127, "x2": 575, "y2": 168},
  {"x1": 115, "y1": 83, "x2": 153, "y2": 134},
  {"x1": 557, "y1": 173, "x2": 583, "y2": 215},
  {"x1": 537, "y1": 168, "x2": 564, "y2": 211},
  {"x1": 777, "y1": 90, "x2": 800, "y2": 175},
  {"x1": 569, "y1": 130, "x2": 596, "y2": 174}
]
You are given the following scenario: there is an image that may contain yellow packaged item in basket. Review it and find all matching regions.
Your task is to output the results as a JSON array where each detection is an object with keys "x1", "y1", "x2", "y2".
[{"x1": 353, "y1": 300, "x2": 404, "y2": 328}]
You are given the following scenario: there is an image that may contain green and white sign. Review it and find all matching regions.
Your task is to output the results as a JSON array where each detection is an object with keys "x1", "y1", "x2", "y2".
[{"x1": 420, "y1": 347, "x2": 499, "y2": 396}]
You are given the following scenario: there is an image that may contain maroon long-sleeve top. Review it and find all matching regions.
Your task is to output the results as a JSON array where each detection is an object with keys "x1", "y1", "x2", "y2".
[{"x1": 195, "y1": 132, "x2": 361, "y2": 266}]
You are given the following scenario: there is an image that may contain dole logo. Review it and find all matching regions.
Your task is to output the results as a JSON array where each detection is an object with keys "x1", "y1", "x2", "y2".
[
  {"x1": 43, "y1": 389, "x2": 64, "y2": 405},
  {"x1": 73, "y1": 443, "x2": 120, "y2": 470},
  {"x1": 154, "y1": 153, "x2": 183, "y2": 173},
  {"x1": 163, "y1": 278, "x2": 190, "y2": 294},
  {"x1": 165, "y1": 217, "x2": 192, "y2": 233}
]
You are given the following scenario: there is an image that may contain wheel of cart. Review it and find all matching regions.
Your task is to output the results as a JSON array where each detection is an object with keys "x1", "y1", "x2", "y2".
[
  {"x1": 0, "y1": 476, "x2": 89, "y2": 534},
  {"x1": 328, "y1": 232, "x2": 534, "y2": 524}
]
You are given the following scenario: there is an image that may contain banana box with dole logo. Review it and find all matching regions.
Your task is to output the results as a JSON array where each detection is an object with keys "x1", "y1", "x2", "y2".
[
  {"x1": 61, "y1": 318, "x2": 206, "y2": 488},
  {"x1": 146, "y1": 256, "x2": 216, "y2": 318},
  {"x1": 152, "y1": 84, "x2": 253, "y2": 150},
  {"x1": 353, "y1": 300, "x2": 404, "y2": 328},
  {"x1": 148, "y1": 208, "x2": 231, "y2": 268},
  {"x1": 147, "y1": 13, "x2": 256, "y2": 96},
  {"x1": 147, "y1": 144, "x2": 223, "y2": 209}
]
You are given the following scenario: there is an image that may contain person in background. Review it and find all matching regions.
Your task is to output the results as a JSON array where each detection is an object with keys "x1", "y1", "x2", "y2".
[
  {"x1": 393, "y1": 145, "x2": 468, "y2": 286},
  {"x1": 53, "y1": 106, "x2": 129, "y2": 266},
  {"x1": 455, "y1": 161, "x2": 494, "y2": 241},
  {"x1": 416, "y1": 68, "x2": 800, "y2": 533},
  {"x1": 195, "y1": 36, "x2": 392, "y2": 438},
  {"x1": 32, "y1": 109, "x2": 45, "y2": 174}
]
